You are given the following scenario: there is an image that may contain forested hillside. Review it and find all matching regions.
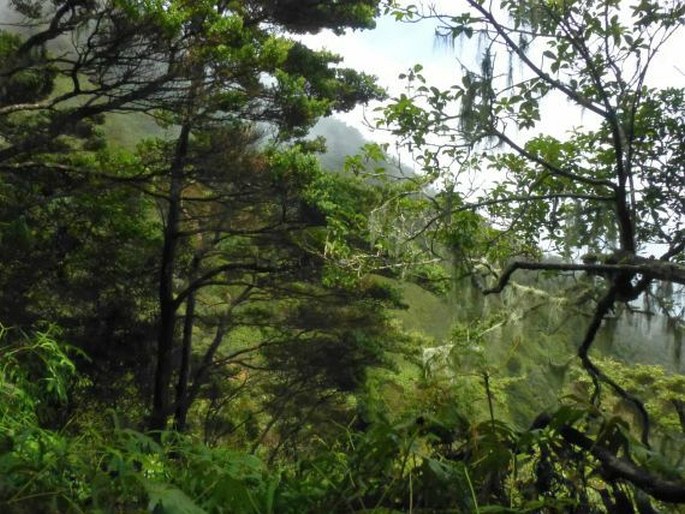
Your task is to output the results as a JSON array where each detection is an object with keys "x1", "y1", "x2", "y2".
[{"x1": 2, "y1": 1, "x2": 685, "y2": 513}]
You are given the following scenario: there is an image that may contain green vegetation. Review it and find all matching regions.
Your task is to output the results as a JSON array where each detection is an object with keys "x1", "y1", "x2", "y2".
[{"x1": 2, "y1": 0, "x2": 685, "y2": 512}]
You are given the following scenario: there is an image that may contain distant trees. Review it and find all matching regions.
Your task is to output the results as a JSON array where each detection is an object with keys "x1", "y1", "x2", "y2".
[{"x1": 383, "y1": 0, "x2": 685, "y2": 506}]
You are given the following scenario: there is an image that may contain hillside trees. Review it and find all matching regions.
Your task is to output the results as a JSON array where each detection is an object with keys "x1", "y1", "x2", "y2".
[
  {"x1": 0, "y1": 0, "x2": 402, "y2": 442},
  {"x1": 382, "y1": 0, "x2": 685, "y2": 506}
]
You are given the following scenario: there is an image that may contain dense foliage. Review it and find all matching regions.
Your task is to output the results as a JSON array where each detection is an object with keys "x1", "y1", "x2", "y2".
[{"x1": 1, "y1": 0, "x2": 685, "y2": 513}]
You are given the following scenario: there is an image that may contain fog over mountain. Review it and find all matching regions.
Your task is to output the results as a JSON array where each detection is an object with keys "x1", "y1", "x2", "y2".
[
  {"x1": 309, "y1": 117, "x2": 417, "y2": 179},
  {"x1": 308, "y1": 117, "x2": 367, "y2": 171}
]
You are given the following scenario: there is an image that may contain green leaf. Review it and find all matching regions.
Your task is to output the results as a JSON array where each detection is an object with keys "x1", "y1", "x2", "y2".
[{"x1": 144, "y1": 481, "x2": 207, "y2": 514}]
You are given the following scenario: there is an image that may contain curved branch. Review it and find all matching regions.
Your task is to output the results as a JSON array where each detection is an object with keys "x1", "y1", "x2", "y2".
[
  {"x1": 557, "y1": 423, "x2": 685, "y2": 503},
  {"x1": 482, "y1": 258, "x2": 685, "y2": 295},
  {"x1": 494, "y1": 129, "x2": 617, "y2": 190},
  {"x1": 576, "y1": 286, "x2": 651, "y2": 445},
  {"x1": 173, "y1": 262, "x2": 296, "y2": 308},
  {"x1": 404, "y1": 193, "x2": 614, "y2": 244}
]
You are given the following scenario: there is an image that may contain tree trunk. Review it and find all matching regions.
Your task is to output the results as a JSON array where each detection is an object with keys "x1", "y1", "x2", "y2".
[
  {"x1": 149, "y1": 121, "x2": 191, "y2": 432},
  {"x1": 173, "y1": 256, "x2": 199, "y2": 431}
]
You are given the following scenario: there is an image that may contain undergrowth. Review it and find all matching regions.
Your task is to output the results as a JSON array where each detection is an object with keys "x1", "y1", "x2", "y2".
[{"x1": 2, "y1": 324, "x2": 680, "y2": 513}]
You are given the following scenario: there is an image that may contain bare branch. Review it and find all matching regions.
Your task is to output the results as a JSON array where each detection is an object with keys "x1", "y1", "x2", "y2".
[
  {"x1": 576, "y1": 286, "x2": 650, "y2": 444},
  {"x1": 482, "y1": 258, "x2": 685, "y2": 295}
]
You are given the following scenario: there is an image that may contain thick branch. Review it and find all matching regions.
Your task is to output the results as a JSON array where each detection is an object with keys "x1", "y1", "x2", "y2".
[
  {"x1": 576, "y1": 286, "x2": 651, "y2": 444},
  {"x1": 558, "y1": 423, "x2": 685, "y2": 503},
  {"x1": 16, "y1": 1, "x2": 81, "y2": 56},
  {"x1": 0, "y1": 161, "x2": 158, "y2": 183},
  {"x1": 173, "y1": 262, "x2": 296, "y2": 308},
  {"x1": 0, "y1": 102, "x2": 52, "y2": 115},
  {"x1": 482, "y1": 258, "x2": 685, "y2": 295},
  {"x1": 0, "y1": 73, "x2": 172, "y2": 163}
]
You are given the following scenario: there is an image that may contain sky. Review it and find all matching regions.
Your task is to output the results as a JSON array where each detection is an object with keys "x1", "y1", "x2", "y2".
[
  {"x1": 3, "y1": 0, "x2": 683, "y2": 153},
  {"x1": 300, "y1": 10, "x2": 456, "y2": 144},
  {"x1": 301, "y1": 2, "x2": 685, "y2": 149}
]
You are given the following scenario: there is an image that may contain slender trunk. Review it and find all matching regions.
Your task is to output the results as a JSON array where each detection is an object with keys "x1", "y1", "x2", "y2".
[
  {"x1": 172, "y1": 291, "x2": 195, "y2": 431},
  {"x1": 615, "y1": 187, "x2": 635, "y2": 253},
  {"x1": 483, "y1": 371, "x2": 496, "y2": 431},
  {"x1": 149, "y1": 22, "x2": 204, "y2": 429},
  {"x1": 149, "y1": 121, "x2": 191, "y2": 432},
  {"x1": 173, "y1": 256, "x2": 199, "y2": 431}
]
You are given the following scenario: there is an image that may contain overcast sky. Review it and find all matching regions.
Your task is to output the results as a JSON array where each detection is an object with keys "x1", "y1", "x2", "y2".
[
  {"x1": 301, "y1": 2, "x2": 685, "y2": 148},
  {"x1": 299, "y1": 9, "x2": 457, "y2": 144}
]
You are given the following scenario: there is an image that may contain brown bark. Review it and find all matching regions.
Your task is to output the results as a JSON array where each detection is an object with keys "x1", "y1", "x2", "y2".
[{"x1": 557, "y1": 423, "x2": 685, "y2": 504}]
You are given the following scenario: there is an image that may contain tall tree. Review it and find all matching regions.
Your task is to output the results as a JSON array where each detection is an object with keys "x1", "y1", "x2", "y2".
[
  {"x1": 123, "y1": 1, "x2": 385, "y2": 432},
  {"x1": 0, "y1": 0, "x2": 388, "y2": 435},
  {"x1": 382, "y1": 0, "x2": 685, "y2": 505}
]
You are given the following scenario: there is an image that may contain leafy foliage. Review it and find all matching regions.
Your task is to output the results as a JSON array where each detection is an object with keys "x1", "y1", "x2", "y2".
[{"x1": 2, "y1": 0, "x2": 685, "y2": 511}]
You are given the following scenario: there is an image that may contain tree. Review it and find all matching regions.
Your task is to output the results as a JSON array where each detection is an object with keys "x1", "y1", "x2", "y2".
[
  {"x1": 0, "y1": 0, "x2": 393, "y2": 439},
  {"x1": 382, "y1": 0, "x2": 685, "y2": 506},
  {"x1": 117, "y1": 1, "x2": 386, "y2": 432},
  {"x1": 0, "y1": 152, "x2": 161, "y2": 418}
]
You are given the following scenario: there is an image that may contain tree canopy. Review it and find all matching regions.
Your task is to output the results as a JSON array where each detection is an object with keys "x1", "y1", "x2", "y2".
[{"x1": 0, "y1": 0, "x2": 394, "y2": 437}]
